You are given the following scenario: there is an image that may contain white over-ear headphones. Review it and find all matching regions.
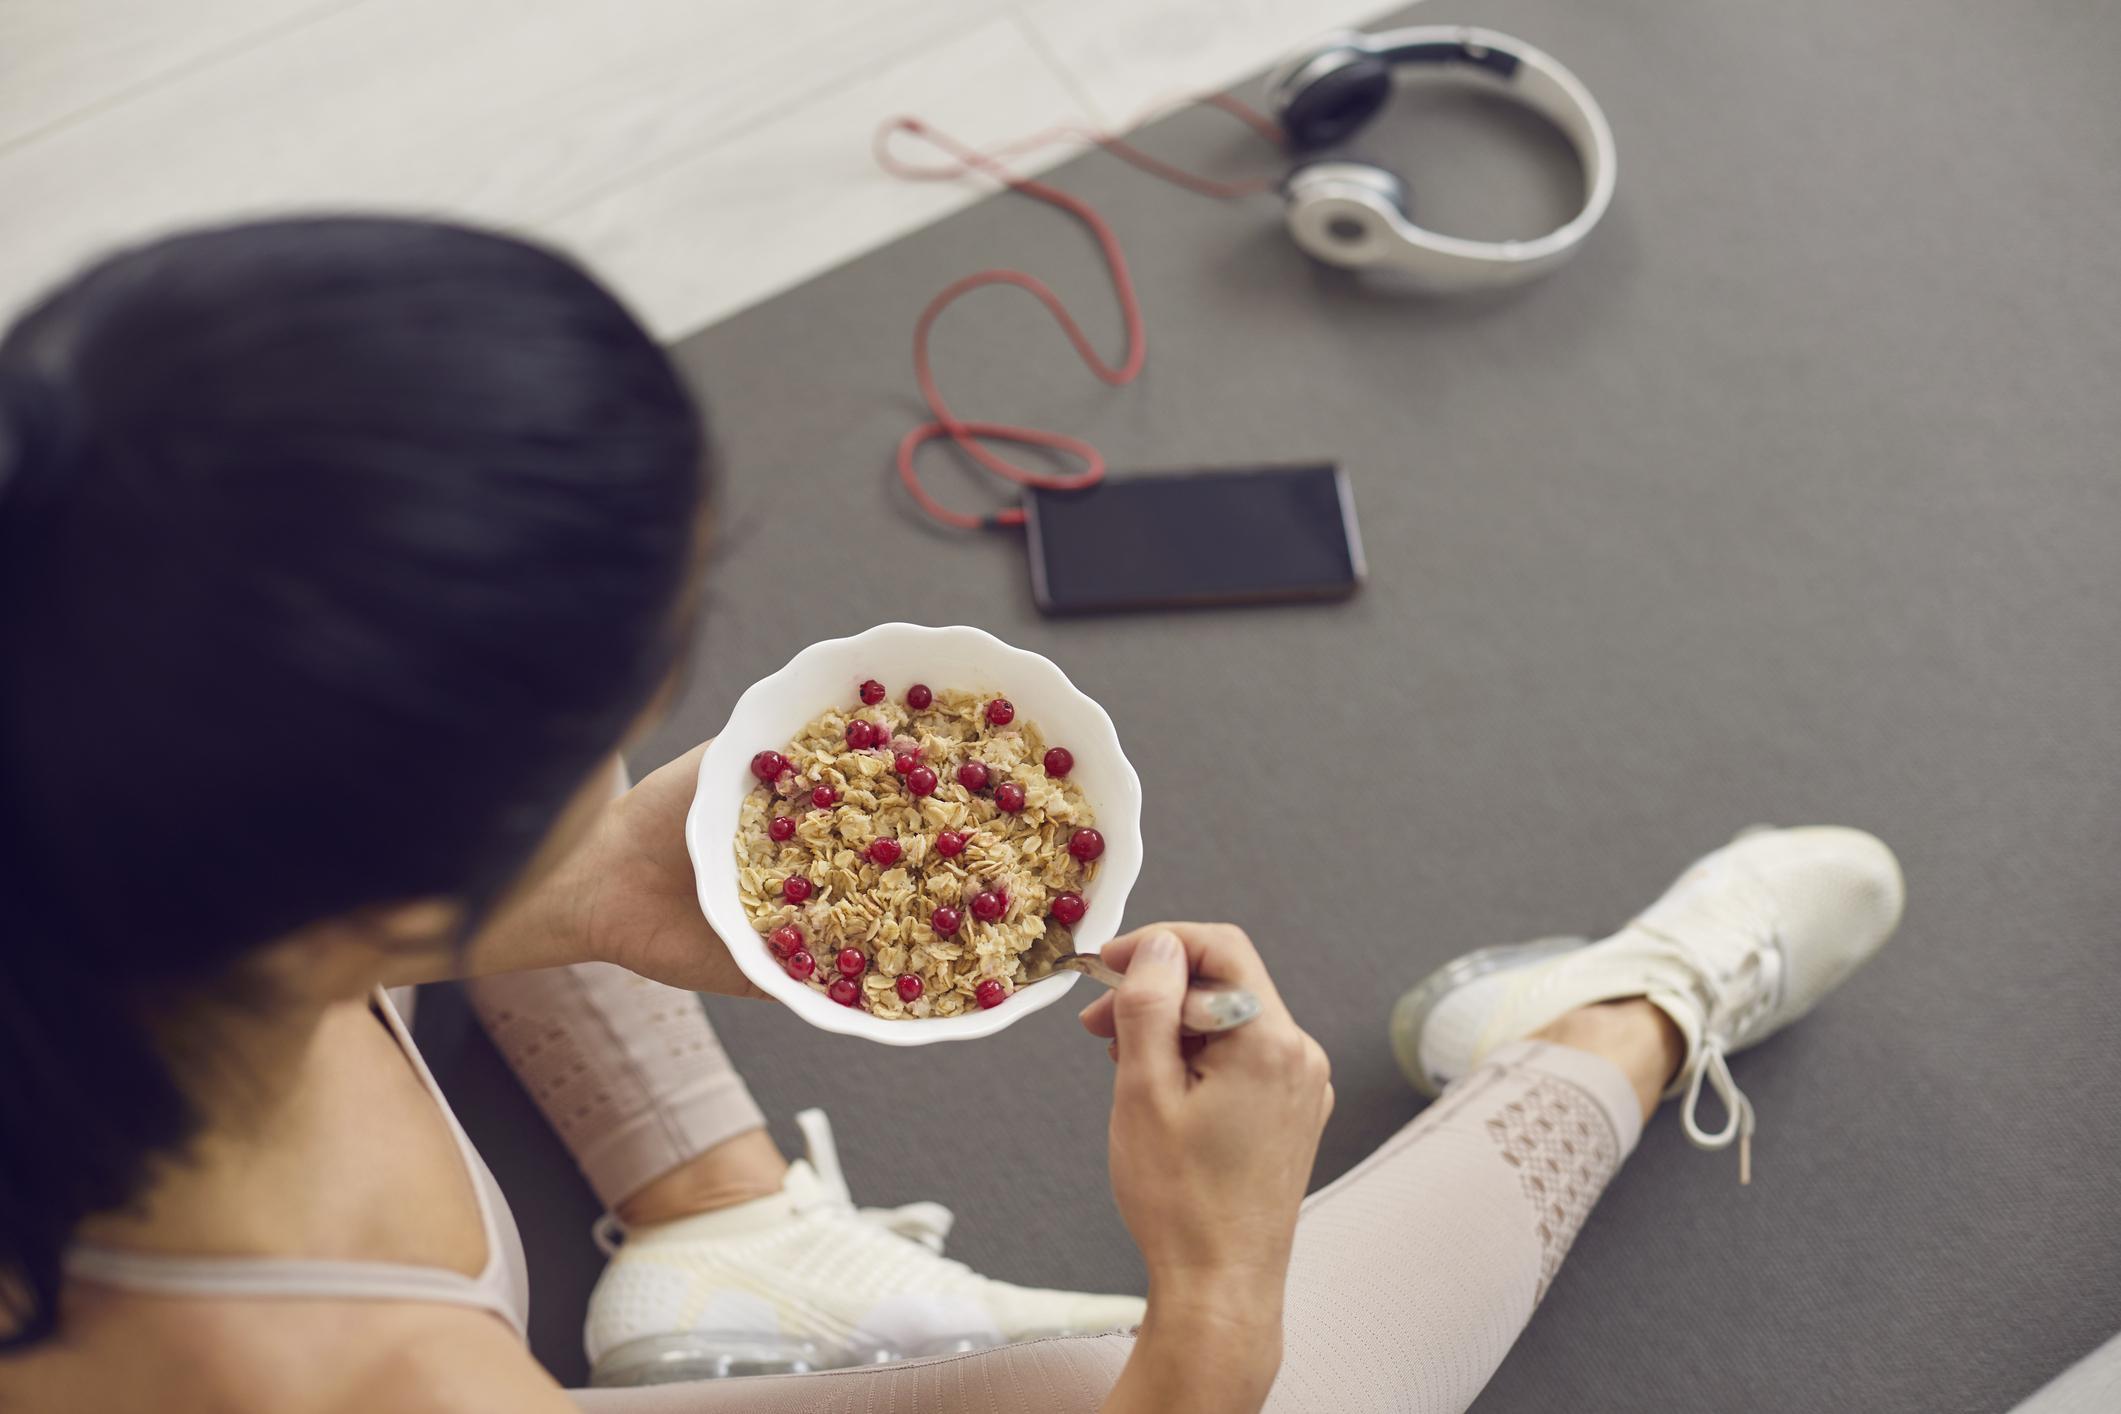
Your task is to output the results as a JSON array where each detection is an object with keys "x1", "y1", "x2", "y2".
[{"x1": 1265, "y1": 26, "x2": 1617, "y2": 290}]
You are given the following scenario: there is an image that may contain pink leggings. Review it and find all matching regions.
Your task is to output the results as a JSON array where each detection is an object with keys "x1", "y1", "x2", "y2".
[{"x1": 465, "y1": 965, "x2": 1642, "y2": 1414}]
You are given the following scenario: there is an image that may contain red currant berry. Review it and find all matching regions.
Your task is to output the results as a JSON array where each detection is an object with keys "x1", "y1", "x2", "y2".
[
  {"x1": 811, "y1": 785, "x2": 839, "y2": 809},
  {"x1": 1068, "y1": 827, "x2": 1105, "y2": 862},
  {"x1": 896, "y1": 974, "x2": 924, "y2": 1002},
  {"x1": 995, "y1": 782, "x2": 1027, "y2": 813},
  {"x1": 930, "y1": 905, "x2": 962, "y2": 936},
  {"x1": 893, "y1": 752, "x2": 918, "y2": 775},
  {"x1": 859, "y1": 679, "x2": 886, "y2": 706},
  {"x1": 785, "y1": 949, "x2": 816, "y2": 980},
  {"x1": 985, "y1": 698, "x2": 1014, "y2": 726},
  {"x1": 867, "y1": 837, "x2": 902, "y2": 866},
  {"x1": 835, "y1": 947, "x2": 866, "y2": 978},
  {"x1": 828, "y1": 978, "x2": 861, "y2": 1007},
  {"x1": 975, "y1": 979, "x2": 1007, "y2": 1009},
  {"x1": 906, "y1": 683, "x2": 933, "y2": 710},
  {"x1": 906, "y1": 765, "x2": 938, "y2": 797},
  {"x1": 750, "y1": 750, "x2": 789, "y2": 782},
  {"x1": 845, "y1": 719, "x2": 878, "y2": 750},
  {"x1": 1049, "y1": 892, "x2": 1087, "y2": 926},
  {"x1": 1042, "y1": 747, "x2": 1074, "y2": 777},
  {"x1": 768, "y1": 816, "x2": 796, "y2": 842},
  {"x1": 971, "y1": 889, "x2": 1006, "y2": 922},
  {"x1": 956, "y1": 760, "x2": 990, "y2": 791},
  {"x1": 935, "y1": 829, "x2": 969, "y2": 857},
  {"x1": 782, "y1": 876, "x2": 814, "y2": 904},
  {"x1": 770, "y1": 923, "x2": 804, "y2": 955}
]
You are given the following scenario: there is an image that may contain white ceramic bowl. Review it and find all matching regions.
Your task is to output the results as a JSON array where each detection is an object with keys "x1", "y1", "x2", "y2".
[{"x1": 686, "y1": 623, "x2": 1143, "y2": 1046}]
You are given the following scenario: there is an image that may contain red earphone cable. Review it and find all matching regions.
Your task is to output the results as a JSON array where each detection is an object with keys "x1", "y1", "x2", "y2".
[{"x1": 876, "y1": 99, "x2": 1282, "y2": 531}]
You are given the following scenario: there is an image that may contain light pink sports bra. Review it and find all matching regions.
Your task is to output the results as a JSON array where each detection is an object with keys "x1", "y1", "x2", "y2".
[{"x1": 64, "y1": 988, "x2": 531, "y2": 1338}]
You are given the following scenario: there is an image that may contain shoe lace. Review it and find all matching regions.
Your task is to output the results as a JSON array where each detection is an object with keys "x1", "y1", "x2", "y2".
[
  {"x1": 1635, "y1": 862, "x2": 1788, "y2": 1186},
  {"x1": 794, "y1": 1108, "x2": 959, "y2": 1254},
  {"x1": 857, "y1": 1200, "x2": 957, "y2": 1254},
  {"x1": 1678, "y1": 1041, "x2": 1757, "y2": 1185}
]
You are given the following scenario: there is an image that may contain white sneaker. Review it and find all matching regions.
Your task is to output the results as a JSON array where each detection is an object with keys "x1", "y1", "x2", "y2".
[
  {"x1": 1390, "y1": 826, "x2": 1905, "y2": 1181},
  {"x1": 584, "y1": 1109, "x2": 1145, "y2": 1386}
]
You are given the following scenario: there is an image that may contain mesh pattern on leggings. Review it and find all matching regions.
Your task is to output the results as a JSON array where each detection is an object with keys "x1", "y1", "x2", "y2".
[
  {"x1": 467, "y1": 963, "x2": 765, "y2": 1208},
  {"x1": 1483, "y1": 1076, "x2": 1622, "y2": 1303},
  {"x1": 476, "y1": 976, "x2": 718, "y2": 1147}
]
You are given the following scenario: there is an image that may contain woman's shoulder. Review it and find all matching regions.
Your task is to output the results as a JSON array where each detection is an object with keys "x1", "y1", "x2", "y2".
[
  {"x1": 332, "y1": 1314, "x2": 578, "y2": 1414},
  {"x1": 2, "y1": 1287, "x2": 568, "y2": 1414}
]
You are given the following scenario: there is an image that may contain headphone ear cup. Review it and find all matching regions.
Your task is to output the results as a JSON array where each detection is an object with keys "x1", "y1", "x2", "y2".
[
  {"x1": 1285, "y1": 159, "x2": 1408, "y2": 216},
  {"x1": 1279, "y1": 56, "x2": 1393, "y2": 151},
  {"x1": 1281, "y1": 160, "x2": 1411, "y2": 268}
]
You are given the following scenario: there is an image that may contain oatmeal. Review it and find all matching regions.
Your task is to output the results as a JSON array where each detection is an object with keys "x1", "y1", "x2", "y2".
[{"x1": 735, "y1": 683, "x2": 1103, "y2": 1018}]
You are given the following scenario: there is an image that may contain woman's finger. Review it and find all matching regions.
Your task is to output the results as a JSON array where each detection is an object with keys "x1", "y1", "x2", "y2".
[
  {"x1": 1085, "y1": 994, "x2": 1261, "y2": 1073},
  {"x1": 1083, "y1": 923, "x2": 1290, "y2": 1043},
  {"x1": 1103, "y1": 922, "x2": 1285, "y2": 1006},
  {"x1": 1082, "y1": 921, "x2": 1283, "y2": 1038},
  {"x1": 1080, "y1": 990, "x2": 1117, "y2": 1039},
  {"x1": 1110, "y1": 929, "x2": 1190, "y2": 1102}
]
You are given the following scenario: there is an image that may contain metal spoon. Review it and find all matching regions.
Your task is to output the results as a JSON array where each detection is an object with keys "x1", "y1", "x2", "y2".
[{"x1": 1020, "y1": 945, "x2": 1262, "y2": 1035}]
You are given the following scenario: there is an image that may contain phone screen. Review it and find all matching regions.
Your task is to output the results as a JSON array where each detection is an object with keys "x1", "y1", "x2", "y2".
[{"x1": 1024, "y1": 463, "x2": 1364, "y2": 614}]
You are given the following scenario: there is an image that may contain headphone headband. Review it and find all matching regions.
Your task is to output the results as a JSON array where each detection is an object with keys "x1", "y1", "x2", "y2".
[{"x1": 1267, "y1": 26, "x2": 1617, "y2": 290}]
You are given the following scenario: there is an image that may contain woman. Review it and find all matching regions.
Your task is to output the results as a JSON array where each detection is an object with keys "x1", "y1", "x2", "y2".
[{"x1": 0, "y1": 218, "x2": 1905, "y2": 1413}]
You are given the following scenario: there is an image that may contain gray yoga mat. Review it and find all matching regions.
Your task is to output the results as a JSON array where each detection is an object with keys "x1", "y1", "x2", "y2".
[{"x1": 422, "y1": 0, "x2": 2121, "y2": 1405}]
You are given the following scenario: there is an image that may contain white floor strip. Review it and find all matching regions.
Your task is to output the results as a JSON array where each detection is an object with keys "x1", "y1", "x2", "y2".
[{"x1": 1, "y1": 0, "x2": 1409, "y2": 338}]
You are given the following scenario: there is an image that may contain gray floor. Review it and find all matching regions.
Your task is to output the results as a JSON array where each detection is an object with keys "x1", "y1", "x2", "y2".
[{"x1": 421, "y1": 0, "x2": 2121, "y2": 1407}]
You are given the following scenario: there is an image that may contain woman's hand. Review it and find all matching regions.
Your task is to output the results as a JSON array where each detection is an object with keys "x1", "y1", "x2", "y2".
[
  {"x1": 574, "y1": 743, "x2": 765, "y2": 998},
  {"x1": 1085, "y1": 923, "x2": 1333, "y2": 1414}
]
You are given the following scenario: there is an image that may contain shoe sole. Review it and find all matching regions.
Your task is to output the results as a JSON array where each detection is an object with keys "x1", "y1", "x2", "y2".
[
  {"x1": 587, "y1": 1327, "x2": 1105, "y2": 1386},
  {"x1": 1389, "y1": 935, "x2": 1589, "y2": 1098},
  {"x1": 589, "y1": 1333, "x2": 828, "y2": 1386}
]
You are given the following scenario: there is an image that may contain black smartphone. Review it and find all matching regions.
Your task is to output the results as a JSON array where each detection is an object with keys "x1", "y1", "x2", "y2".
[{"x1": 1024, "y1": 462, "x2": 1365, "y2": 614}]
